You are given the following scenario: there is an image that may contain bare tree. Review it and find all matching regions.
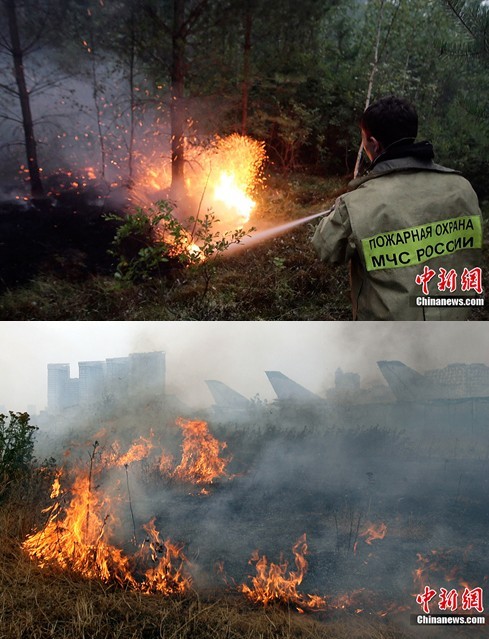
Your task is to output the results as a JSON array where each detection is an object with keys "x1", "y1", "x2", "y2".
[
  {"x1": 2, "y1": 0, "x2": 44, "y2": 196},
  {"x1": 241, "y1": 1, "x2": 252, "y2": 136},
  {"x1": 353, "y1": 0, "x2": 402, "y2": 178},
  {"x1": 144, "y1": 0, "x2": 210, "y2": 198}
]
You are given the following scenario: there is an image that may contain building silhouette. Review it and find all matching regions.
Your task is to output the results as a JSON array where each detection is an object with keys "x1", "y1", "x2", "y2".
[{"x1": 47, "y1": 352, "x2": 165, "y2": 412}]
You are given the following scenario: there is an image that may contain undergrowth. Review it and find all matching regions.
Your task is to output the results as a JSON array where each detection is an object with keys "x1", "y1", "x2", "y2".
[{"x1": 1, "y1": 175, "x2": 487, "y2": 321}]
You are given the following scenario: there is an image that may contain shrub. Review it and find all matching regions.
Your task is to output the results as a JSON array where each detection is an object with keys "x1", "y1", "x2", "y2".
[
  {"x1": 107, "y1": 200, "x2": 250, "y2": 284},
  {"x1": 0, "y1": 412, "x2": 37, "y2": 498}
]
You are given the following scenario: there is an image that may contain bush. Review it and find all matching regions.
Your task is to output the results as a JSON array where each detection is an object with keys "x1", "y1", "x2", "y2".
[
  {"x1": 107, "y1": 200, "x2": 250, "y2": 284},
  {"x1": 0, "y1": 412, "x2": 37, "y2": 498}
]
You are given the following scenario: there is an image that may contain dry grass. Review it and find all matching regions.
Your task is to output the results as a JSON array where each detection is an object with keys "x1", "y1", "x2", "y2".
[{"x1": 0, "y1": 483, "x2": 421, "y2": 639}]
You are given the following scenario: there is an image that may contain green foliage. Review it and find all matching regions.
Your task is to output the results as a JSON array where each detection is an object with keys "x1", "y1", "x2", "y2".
[
  {"x1": 441, "y1": 0, "x2": 489, "y2": 59},
  {"x1": 106, "y1": 201, "x2": 176, "y2": 282},
  {"x1": 106, "y1": 200, "x2": 251, "y2": 285},
  {"x1": 0, "y1": 412, "x2": 37, "y2": 493}
]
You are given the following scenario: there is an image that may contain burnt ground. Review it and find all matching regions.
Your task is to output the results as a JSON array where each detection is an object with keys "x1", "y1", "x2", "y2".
[{"x1": 0, "y1": 194, "x2": 121, "y2": 291}]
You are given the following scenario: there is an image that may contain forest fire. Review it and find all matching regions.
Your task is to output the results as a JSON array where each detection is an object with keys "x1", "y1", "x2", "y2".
[
  {"x1": 204, "y1": 134, "x2": 265, "y2": 226},
  {"x1": 241, "y1": 534, "x2": 326, "y2": 613},
  {"x1": 137, "y1": 134, "x2": 265, "y2": 230}
]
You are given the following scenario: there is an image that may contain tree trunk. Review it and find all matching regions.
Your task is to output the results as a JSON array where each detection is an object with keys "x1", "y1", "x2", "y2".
[
  {"x1": 6, "y1": 0, "x2": 44, "y2": 197},
  {"x1": 87, "y1": 11, "x2": 106, "y2": 180},
  {"x1": 241, "y1": 6, "x2": 252, "y2": 136},
  {"x1": 353, "y1": 0, "x2": 385, "y2": 179},
  {"x1": 128, "y1": 3, "x2": 136, "y2": 181},
  {"x1": 170, "y1": 0, "x2": 186, "y2": 197}
]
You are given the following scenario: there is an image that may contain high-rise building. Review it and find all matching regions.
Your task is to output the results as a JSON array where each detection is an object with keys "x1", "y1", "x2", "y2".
[
  {"x1": 47, "y1": 351, "x2": 166, "y2": 411},
  {"x1": 106, "y1": 357, "x2": 131, "y2": 398},
  {"x1": 47, "y1": 363, "x2": 71, "y2": 412},
  {"x1": 79, "y1": 361, "x2": 106, "y2": 404},
  {"x1": 129, "y1": 352, "x2": 165, "y2": 398}
]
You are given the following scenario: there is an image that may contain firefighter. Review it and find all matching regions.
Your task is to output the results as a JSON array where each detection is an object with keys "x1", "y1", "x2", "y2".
[{"x1": 312, "y1": 96, "x2": 483, "y2": 320}]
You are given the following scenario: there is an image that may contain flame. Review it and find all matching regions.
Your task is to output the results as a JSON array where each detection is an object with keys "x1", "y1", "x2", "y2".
[
  {"x1": 136, "y1": 134, "x2": 265, "y2": 230},
  {"x1": 158, "y1": 450, "x2": 174, "y2": 474},
  {"x1": 199, "y1": 134, "x2": 265, "y2": 226},
  {"x1": 113, "y1": 436, "x2": 154, "y2": 467},
  {"x1": 213, "y1": 171, "x2": 255, "y2": 224},
  {"x1": 240, "y1": 534, "x2": 325, "y2": 613},
  {"x1": 171, "y1": 418, "x2": 229, "y2": 484},
  {"x1": 137, "y1": 518, "x2": 190, "y2": 595},
  {"x1": 23, "y1": 467, "x2": 190, "y2": 594},
  {"x1": 23, "y1": 470, "x2": 135, "y2": 587},
  {"x1": 360, "y1": 521, "x2": 387, "y2": 545}
]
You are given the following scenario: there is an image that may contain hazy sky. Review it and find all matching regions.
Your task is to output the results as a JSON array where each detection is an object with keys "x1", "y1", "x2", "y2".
[{"x1": 1, "y1": 321, "x2": 488, "y2": 413}]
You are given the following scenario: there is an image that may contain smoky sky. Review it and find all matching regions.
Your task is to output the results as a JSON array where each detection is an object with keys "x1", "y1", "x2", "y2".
[{"x1": 1, "y1": 321, "x2": 488, "y2": 414}]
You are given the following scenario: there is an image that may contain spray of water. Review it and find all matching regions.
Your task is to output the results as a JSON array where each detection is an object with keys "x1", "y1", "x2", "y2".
[{"x1": 226, "y1": 207, "x2": 333, "y2": 255}]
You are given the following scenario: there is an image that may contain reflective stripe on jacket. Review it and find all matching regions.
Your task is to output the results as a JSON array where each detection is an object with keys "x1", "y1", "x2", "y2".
[{"x1": 312, "y1": 157, "x2": 483, "y2": 320}]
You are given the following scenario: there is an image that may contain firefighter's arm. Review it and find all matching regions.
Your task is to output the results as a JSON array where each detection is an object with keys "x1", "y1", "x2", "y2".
[{"x1": 311, "y1": 198, "x2": 356, "y2": 264}]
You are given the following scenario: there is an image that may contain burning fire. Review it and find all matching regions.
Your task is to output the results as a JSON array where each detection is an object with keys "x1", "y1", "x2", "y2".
[
  {"x1": 137, "y1": 518, "x2": 189, "y2": 595},
  {"x1": 359, "y1": 521, "x2": 387, "y2": 545},
  {"x1": 241, "y1": 534, "x2": 325, "y2": 613},
  {"x1": 22, "y1": 466, "x2": 191, "y2": 594},
  {"x1": 137, "y1": 134, "x2": 265, "y2": 229},
  {"x1": 23, "y1": 469, "x2": 136, "y2": 587},
  {"x1": 109, "y1": 435, "x2": 155, "y2": 467},
  {"x1": 206, "y1": 134, "x2": 265, "y2": 225},
  {"x1": 171, "y1": 417, "x2": 229, "y2": 485}
]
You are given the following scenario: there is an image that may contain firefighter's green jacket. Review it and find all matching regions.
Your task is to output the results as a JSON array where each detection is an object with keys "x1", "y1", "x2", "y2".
[{"x1": 312, "y1": 150, "x2": 483, "y2": 320}]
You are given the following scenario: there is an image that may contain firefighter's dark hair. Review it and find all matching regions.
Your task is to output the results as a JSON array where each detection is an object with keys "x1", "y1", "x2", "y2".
[{"x1": 360, "y1": 96, "x2": 418, "y2": 148}]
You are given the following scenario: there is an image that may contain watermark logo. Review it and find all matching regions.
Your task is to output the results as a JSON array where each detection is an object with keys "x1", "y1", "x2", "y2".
[
  {"x1": 415, "y1": 266, "x2": 483, "y2": 296},
  {"x1": 412, "y1": 586, "x2": 486, "y2": 626},
  {"x1": 412, "y1": 266, "x2": 484, "y2": 308},
  {"x1": 415, "y1": 585, "x2": 484, "y2": 614}
]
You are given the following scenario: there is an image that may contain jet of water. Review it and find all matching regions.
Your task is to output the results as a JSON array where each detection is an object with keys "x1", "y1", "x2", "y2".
[{"x1": 227, "y1": 207, "x2": 334, "y2": 255}]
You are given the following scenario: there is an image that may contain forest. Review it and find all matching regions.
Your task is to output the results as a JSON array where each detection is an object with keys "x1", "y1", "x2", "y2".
[{"x1": 0, "y1": 0, "x2": 488, "y2": 319}]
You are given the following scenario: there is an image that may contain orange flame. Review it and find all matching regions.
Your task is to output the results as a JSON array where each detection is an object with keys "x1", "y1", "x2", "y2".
[
  {"x1": 137, "y1": 518, "x2": 190, "y2": 595},
  {"x1": 23, "y1": 469, "x2": 190, "y2": 594},
  {"x1": 113, "y1": 436, "x2": 154, "y2": 467},
  {"x1": 241, "y1": 534, "x2": 325, "y2": 613},
  {"x1": 136, "y1": 134, "x2": 265, "y2": 230},
  {"x1": 23, "y1": 470, "x2": 135, "y2": 587},
  {"x1": 172, "y1": 418, "x2": 229, "y2": 484},
  {"x1": 360, "y1": 521, "x2": 387, "y2": 545},
  {"x1": 200, "y1": 134, "x2": 265, "y2": 226}
]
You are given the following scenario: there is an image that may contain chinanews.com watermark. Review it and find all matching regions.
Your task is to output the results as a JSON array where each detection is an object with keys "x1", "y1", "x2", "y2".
[
  {"x1": 412, "y1": 585, "x2": 486, "y2": 626},
  {"x1": 411, "y1": 614, "x2": 486, "y2": 625},
  {"x1": 411, "y1": 266, "x2": 484, "y2": 308}
]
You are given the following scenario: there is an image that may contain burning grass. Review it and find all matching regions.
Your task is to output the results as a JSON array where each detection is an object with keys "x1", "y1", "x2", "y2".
[
  {"x1": 241, "y1": 534, "x2": 326, "y2": 613},
  {"x1": 2, "y1": 414, "x2": 487, "y2": 639},
  {"x1": 2, "y1": 491, "x2": 416, "y2": 639},
  {"x1": 21, "y1": 419, "x2": 231, "y2": 595}
]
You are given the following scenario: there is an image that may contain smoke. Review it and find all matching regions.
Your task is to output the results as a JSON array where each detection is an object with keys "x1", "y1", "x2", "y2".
[
  {"x1": 0, "y1": 46, "x2": 173, "y2": 195},
  {"x1": 30, "y1": 358, "x2": 489, "y2": 620}
]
